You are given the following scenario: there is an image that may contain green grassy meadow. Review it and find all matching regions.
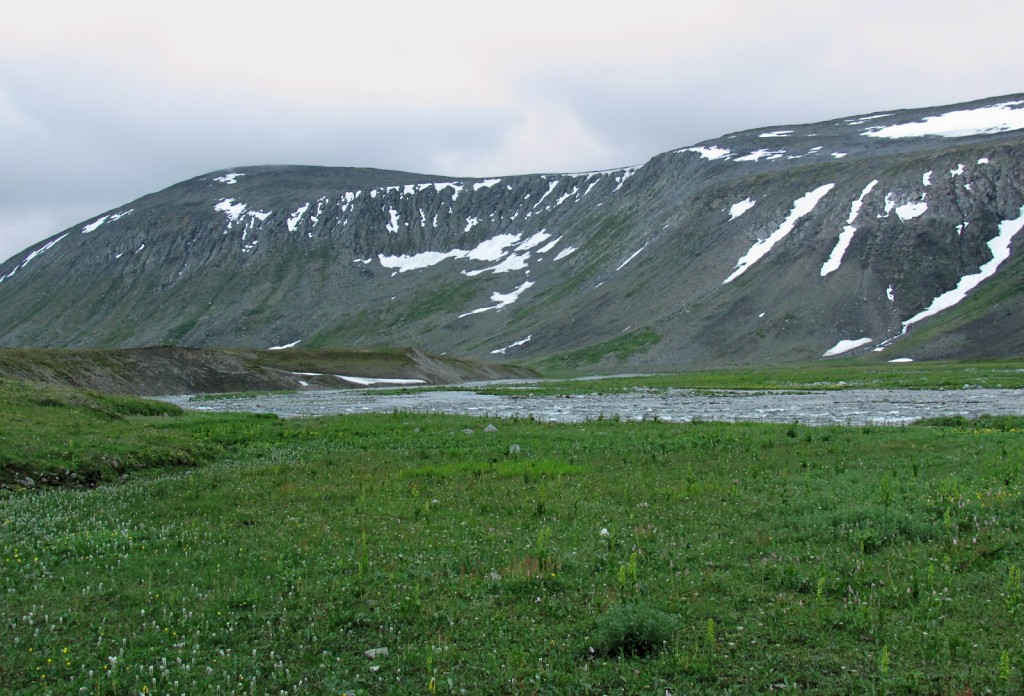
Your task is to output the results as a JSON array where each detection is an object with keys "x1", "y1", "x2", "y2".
[
  {"x1": 504, "y1": 359, "x2": 1024, "y2": 395},
  {"x1": 2, "y1": 377, "x2": 1024, "y2": 693}
]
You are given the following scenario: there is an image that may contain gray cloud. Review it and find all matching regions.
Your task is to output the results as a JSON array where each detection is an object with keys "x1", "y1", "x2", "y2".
[{"x1": 2, "y1": 0, "x2": 1023, "y2": 263}]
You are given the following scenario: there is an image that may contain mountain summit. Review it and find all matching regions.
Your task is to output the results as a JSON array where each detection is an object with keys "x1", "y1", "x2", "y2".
[{"x1": 3, "y1": 94, "x2": 1024, "y2": 369}]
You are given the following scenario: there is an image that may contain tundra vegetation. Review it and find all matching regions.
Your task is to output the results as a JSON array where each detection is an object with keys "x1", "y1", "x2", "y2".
[{"x1": 1, "y1": 371, "x2": 1023, "y2": 694}]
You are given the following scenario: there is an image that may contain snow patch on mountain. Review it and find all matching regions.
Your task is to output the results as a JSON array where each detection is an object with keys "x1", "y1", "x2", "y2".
[
  {"x1": 378, "y1": 233, "x2": 523, "y2": 273},
  {"x1": 310, "y1": 197, "x2": 328, "y2": 227},
  {"x1": 556, "y1": 187, "x2": 580, "y2": 206},
  {"x1": 682, "y1": 145, "x2": 732, "y2": 160},
  {"x1": 616, "y1": 242, "x2": 649, "y2": 271},
  {"x1": 462, "y1": 252, "x2": 530, "y2": 277},
  {"x1": 214, "y1": 199, "x2": 247, "y2": 223},
  {"x1": 516, "y1": 231, "x2": 552, "y2": 251},
  {"x1": 902, "y1": 205, "x2": 1024, "y2": 331},
  {"x1": 865, "y1": 100, "x2": 1024, "y2": 139},
  {"x1": 336, "y1": 375, "x2": 426, "y2": 386},
  {"x1": 820, "y1": 180, "x2": 878, "y2": 277},
  {"x1": 896, "y1": 201, "x2": 928, "y2": 221},
  {"x1": 0, "y1": 233, "x2": 70, "y2": 285},
  {"x1": 214, "y1": 173, "x2": 245, "y2": 184},
  {"x1": 844, "y1": 113, "x2": 893, "y2": 126},
  {"x1": 729, "y1": 198, "x2": 757, "y2": 220},
  {"x1": 433, "y1": 182, "x2": 465, "y2": 200},
  {"x1": 459, "y1": 280, "x2": 535, "y2": 317},
  {"x1": 82, "y1": 217, "x2": 109, "y2": 234},
  {"x1": 386, "y1": 208, "x2": 401, "y2": 234},
  {"x1": 823, "y1": 337, "x2": 873, "y2": 357},
  {"x1": 536, "y1": 236, "x2": 561, "y2": 254},
  {"x1": 820, "y1": 228, "x2": 857, "y2": 277},
  {"x1": 725, "y1": 183, "x2": 835, "y2": 284},
  {"x1": 82, "y1": 209, "x2": 133, "y2": 234},
  {"x1": 287, "y1": 203, "x2": 310, "y2": 232},
  {"x1": 491, "y1": 335, "x2": 532, "y2": 355},
  {"x1": 534, "y1": 180, "x2": 560, "y2": 208},
  {"x1": 613, "y1": 168, "x2": 638, "y2": 191},
  {"x1": 735, "y1": 149, "x2": 786, "y2": 162}
]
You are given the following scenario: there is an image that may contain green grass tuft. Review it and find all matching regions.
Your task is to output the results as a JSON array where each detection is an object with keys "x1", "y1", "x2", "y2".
[{"x1": 591, "y1": 604, "x2": 679, "y2": 657}]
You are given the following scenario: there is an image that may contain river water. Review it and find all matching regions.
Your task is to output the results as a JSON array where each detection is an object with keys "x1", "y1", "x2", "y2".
[{"x1": 161, "y1": 386, "x2": 1024, "y2": 426}]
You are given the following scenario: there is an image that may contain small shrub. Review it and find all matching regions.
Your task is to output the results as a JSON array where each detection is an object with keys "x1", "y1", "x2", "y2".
[{"x1": 591, "y1": 603, "x2": 678, "y2": 657}]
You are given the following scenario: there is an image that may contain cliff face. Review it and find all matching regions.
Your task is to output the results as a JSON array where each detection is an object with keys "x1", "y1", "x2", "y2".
[{"x1": 3, "y1": 94, "x2": 1024, "y2": 368}]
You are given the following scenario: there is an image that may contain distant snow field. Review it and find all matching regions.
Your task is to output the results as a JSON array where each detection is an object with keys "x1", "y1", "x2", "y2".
[{"x1": 865, "y1": 100, "x2": 1024, "y2": 139}]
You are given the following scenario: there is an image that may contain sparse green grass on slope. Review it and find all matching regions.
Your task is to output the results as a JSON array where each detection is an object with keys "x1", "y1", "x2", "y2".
[
  {"x1": 0, "y1": 378, "x2": 285, "y2": 486},
  {"x1": 532, "y1": 328, "x2": 662, "y2": 372},
  {"x1": 2, "y1": 383, "x2": 1024, "y2": 693}
]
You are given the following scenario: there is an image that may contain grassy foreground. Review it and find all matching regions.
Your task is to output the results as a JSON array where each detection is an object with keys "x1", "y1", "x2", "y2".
[{"x1": 1, "y1": 380, "x2": 1024, "y2": 693}]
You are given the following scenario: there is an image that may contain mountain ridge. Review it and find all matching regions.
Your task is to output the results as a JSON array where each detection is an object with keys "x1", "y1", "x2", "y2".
[{"x1": 3, "y1": 93, "x2": 1024, "y2": 369}]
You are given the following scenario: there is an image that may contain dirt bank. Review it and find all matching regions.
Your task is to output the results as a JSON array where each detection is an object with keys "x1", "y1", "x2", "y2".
[{"x1": 0, "y1": 346, "x2": 538, "y2": 396}]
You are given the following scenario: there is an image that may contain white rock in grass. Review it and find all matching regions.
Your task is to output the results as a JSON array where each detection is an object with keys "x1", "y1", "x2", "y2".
[{"x1": 364, "y1": 647, "x2": 389, "y2": 659}]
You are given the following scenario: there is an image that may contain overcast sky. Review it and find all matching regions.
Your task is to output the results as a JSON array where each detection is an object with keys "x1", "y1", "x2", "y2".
[{"x1": 2, "y1": 0, "x2": 1022, "y2": 263}]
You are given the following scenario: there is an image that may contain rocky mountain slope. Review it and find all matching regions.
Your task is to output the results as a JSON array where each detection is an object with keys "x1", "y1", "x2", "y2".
[{"x1": 2, "y1": 94, "x2": 1024, "y2": 369}]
